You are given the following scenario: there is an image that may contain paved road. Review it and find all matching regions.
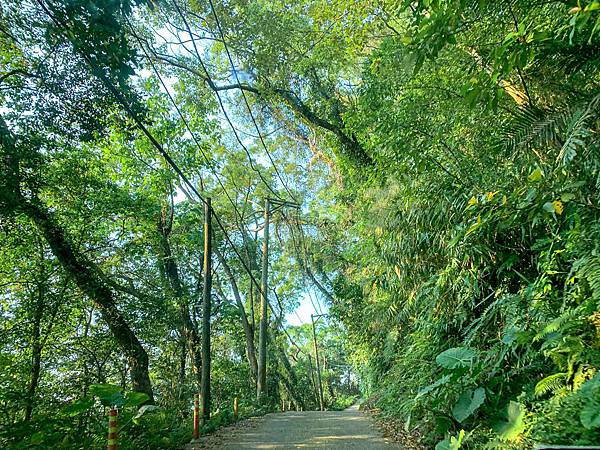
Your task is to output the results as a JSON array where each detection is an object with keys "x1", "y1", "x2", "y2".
[{"x1": 208, "y1": 405, "x2": 402, "y2": 449}]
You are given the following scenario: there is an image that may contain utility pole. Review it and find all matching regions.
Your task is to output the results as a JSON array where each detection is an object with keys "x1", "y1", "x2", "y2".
[
  {"x1": 311, "y1": 313, "x2": 326, "y2": 411},
  {"x1": 256, "y1": 197, "x2": 301, "y2": 402},
  {"x1": 201, "y1": 198, "x2": 212, "y2": 424},
  {"x1": 307, "y1": 354, "x2": 318, "y2": 406},
  {"x1": 257, "y1": 198, "x2": 270, "y2": 402}
]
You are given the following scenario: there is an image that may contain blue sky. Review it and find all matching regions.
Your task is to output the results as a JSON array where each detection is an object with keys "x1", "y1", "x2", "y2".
[{"x1": 285, "y1": 290, "x2": 329, "y2": 326}]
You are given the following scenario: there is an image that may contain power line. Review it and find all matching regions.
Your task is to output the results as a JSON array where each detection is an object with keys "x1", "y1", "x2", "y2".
[
  {"x1": 307, "y1": 288, "x2": 323, "y2": 316},
  {"x1": 129, "y1": 19, "x2": 213, "y2": 190},
  {"x1": 139, "y1": 51, "x2": 302, "y2": 352},
  {"x1": 270, "y1": 286, "x2": 305, "y2": 354},
  {"x1": 271, "y1": 206, "x2": 325, "y2": 321},
  {"x1": 294, "y1": 309, "x2": 304, "y2": 325},
  {"x1": 169, "y1": 0, "x2": 285, "y2": 203},
  {"x1": 39, "y1": 0, "x2": 305, "y2": 366},
  {"x1": 205, "y1": 0, "x2": 297, "y2": 203},
  {"x1": 128, "y1": 18, "x2": 251, "y2": 228},
  {"x1": 282, "y1": 208, "x2": 326, "y2": 315},
  {"x1": 34, "y1": 0, "x2": 207, "y2": 207},
  {"x1": 34, "y1": 0, "x2": 271, "y2": 308}
]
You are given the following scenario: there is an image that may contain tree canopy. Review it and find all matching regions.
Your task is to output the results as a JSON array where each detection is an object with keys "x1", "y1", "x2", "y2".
[{"x1": 1, "y1": 0, "x2": 599, "y2": 449}]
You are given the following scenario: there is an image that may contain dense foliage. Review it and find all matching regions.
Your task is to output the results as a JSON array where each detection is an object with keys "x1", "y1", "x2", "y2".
[
  {"x1": 314, "y1": 1, "x2": 600, "y2": 448},
  {"x1": 0, "y1": 0, "x2": 354, "y2": 448},
  {"x1": 1, "y1": 0, "x2": 599, "y2": 449}
]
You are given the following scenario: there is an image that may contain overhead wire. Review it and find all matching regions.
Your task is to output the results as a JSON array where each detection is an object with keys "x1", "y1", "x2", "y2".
[
  {"x1": 34, "y1": 0, "x2": 274, "y2": 307},
  {"x1": 294, "y1": 309, "x2": 304, "y2": 325},
  {"x1": 205, "y1": 0, "x2": 297, "y2": 202},
  {"x1": 39, "y1": 0, "x2": 306, "y2": 361},
  {"x1": 128, "y1": 17, "x2": 252, "y2": 229},
  {"x1": 269, "y1": 287, "x2": 305, "y2": 354},
  {"x1": 270, "y1": 205, "x2": 326, "y2": 325},
  {"x1": 307, "y1": 288, "x2": 323, "y2": 316},
  {"x1": 34, "y1": 0, "x2": 209, "y2": 208},
  {"x1": 293, "y1": 207, "x2": 326, "y2": 315},
  {"x1": 169, "y1": 0, "x2": 285, "y2": 202},
  {"x1": 282, "y1": 207, "x2": 328, "y2": 315}
]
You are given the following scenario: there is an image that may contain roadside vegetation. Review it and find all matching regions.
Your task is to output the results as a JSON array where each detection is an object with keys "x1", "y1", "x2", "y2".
[{"x1": 1, "y1": 1, "x2": 599, "y2": 449}]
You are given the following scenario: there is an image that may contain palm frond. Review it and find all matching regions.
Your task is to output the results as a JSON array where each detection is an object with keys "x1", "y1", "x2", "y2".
[
  {"x1": 501, "y1": 106, "x2": 567, "y2": 153},
  {"x1": 500, "y1": 94, "x2": 600, "y2": 160},
  {"x1": 534, "y1": 309, "x2": 580, "y2": 342},
  {"x1": 557, "y1": 94, "x2": 600, "y2": 166}
]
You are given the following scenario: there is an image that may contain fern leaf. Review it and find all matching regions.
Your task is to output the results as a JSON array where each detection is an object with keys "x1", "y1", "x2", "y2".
[
  {"x1": 534, "y1": 372, "x2": 568, "y2": 397},
  {"x1": 534, "y1": 309, "x2": 579, "y2": 342}
]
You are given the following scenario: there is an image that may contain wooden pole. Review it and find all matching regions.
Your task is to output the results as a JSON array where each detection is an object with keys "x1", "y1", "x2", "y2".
[
  {"x1": 233, "y1": 397, "x2": 239, "y2": 421},
  {"x1": 311, "y1": 314, "x2": 325, "y2": 411},
  {"x1": 307, "y1": 354, "x2": 318, "y2": 405},
  {"x1": 107, "y1": 408, "x2": 118, "y2": 450},
  {"x1": 201, "y1": 198, "x2": 212, "y2": 425},
  {"x1": 193, "y1": 393, "x2": 200, "y2": 439},
  {"x1": 257, "y1": 198, "x2": 270, "y2": 402}
]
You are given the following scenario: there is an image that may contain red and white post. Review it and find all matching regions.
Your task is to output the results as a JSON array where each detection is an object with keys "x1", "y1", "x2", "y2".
[
  {"x1": 193, "y1": 393, "x2": 200, "y2": 440},
  {"x1": 107, "y1": 408, "x2": 118, "y2": 450}
]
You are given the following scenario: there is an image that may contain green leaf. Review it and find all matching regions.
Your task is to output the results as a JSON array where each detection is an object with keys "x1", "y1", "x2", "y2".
[
  {"x1": 63, "y1": 397, "x2": 95, "y2": 416},
  {"x1": 132, "y1": 405, "x2": 161, "y2": 424},
  {"x1": 124, "y1": 391, "x2": 150, "y2": 407},
  {"x1": 452, "y1": 387, "x2": 486, "y2": 422},
  {"x1": 30, "y1": 432, "x2": 45, "y2": 445},
  {"x1": 435, "y1": 430, "x2": 465, "y2": 450},
  {"x1": 528, "y1": 168, "x2": 543, "y2": 182},
  {"x1": 495, "y1": 401, "x2": 526, "y2": 441},
  {"x1": 543, "y1": 202, "x2": 555, "y2": 213},
  {"x1": 436, "y1": 439, "x2": 453, "y2": 450},
  {"x1": 534, "y1": 372, "x2": 567, "y2": 397},
  {"x1": 436, "y1": 347, "x2": 478, "y2": 370},
  {"x1": 90, "y1": 384, "x2": 124, "y2": 407},
  {"x1": 465, "y1": 215, "x2": 481, "y2": 237},
  {"x1": 416, "y1": 374, "x2": 452, "y2": 398},
  {"x1": 561, "y1": 192, "x2": 575, "y2": 202},
  {"x1": 465, "y1": 196, "x2": 479, "y2": 209},
  {"x1": 581, "y1": 402, "x2": 600, "y2": 429}
]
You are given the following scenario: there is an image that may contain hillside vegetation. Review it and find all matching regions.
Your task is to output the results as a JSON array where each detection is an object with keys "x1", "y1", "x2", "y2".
[{"x1": 1, "y1": 0, "x2": 599, "y2": 449}]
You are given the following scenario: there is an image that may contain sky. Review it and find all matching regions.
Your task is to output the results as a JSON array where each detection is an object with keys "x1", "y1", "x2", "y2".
[
  {"x1": 285, "y1": 290, "x2": 329, "y2": 327},
  {"x1": 172, "y1": 180, "x2": 328, "y2": 328},
  {"x1": 143, "y1": 25, "x2": 330, "y2": 330}
]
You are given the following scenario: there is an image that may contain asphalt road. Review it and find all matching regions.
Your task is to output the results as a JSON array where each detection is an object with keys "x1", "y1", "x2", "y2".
[{"x1": 208, "y1": 405, "x2": 403, "y2": 449}]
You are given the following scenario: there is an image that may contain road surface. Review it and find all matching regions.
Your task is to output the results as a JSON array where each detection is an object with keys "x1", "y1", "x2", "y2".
[{"x1": 198, "y1": 405, "x2": 402, "y2": 449}]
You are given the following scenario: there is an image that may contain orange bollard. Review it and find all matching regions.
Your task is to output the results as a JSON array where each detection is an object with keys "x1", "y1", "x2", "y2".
[
  {"x1": 193, "y1": 393, "x2": 200, "y2": 440},
  {"x1": 107, "y1": 408, "x2": 118, "y2": 450}
]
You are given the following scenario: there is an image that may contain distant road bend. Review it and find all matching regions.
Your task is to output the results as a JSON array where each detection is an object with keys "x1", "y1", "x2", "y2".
[{"x1": 203, "y1": 405, "x2": 403, "y2": 449}]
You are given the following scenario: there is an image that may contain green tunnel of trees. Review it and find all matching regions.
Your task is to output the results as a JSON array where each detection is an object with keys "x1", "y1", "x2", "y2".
[{"x1": 1, "y1": 0, "x2": 599, "y2": 449}]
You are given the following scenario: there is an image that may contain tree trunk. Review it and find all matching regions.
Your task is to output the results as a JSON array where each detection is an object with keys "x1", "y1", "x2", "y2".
[
  {"x1": 24, "y1": 282, "x2": 44, "y2": 421},
  {"x1": 200, "y1": 198, "x2": 212, "y2": 424},
  {"x1": 304, "y1": 264, "x2": 335, "y2": 304},
  {"x1": 177, "y1": 334, "x2": 187, "y2": 402},
  {"x1": 1, "y1": 117, "x2": 153, "y2": 401},
  {"x1": 0, "y1": 116, "x2": 20, "y2": 212},
  {"x1": 276, "y1": 346, "x2": 305, "y2": 410},
  {"x1": 19, "y1": 200, "x2": 154, "y2": 401},
  {"x1": 157, "y1": 205, "x2": 202, "y2": 388},
  {"x1": 307, "y1": 354, "x2": 319, "y2": 407},
  {"x1": 215, "y1": 248, "x2": 258, "y2": 379},
  {"x1": 257, "y1": 199, "x2": 270, "y2": 401}
]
